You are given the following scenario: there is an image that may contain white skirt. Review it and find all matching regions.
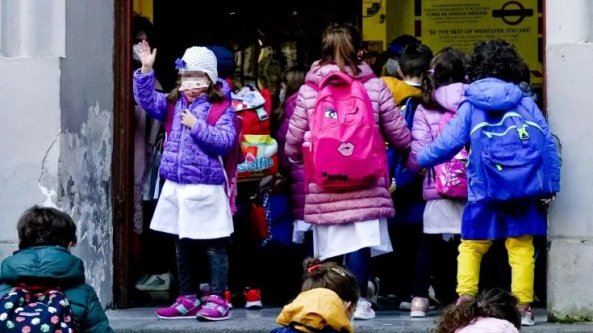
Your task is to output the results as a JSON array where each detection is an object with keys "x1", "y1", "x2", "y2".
[
  {"x1": 312, "y1": 218, "x2": 392, "y2": 260},
  {"x1": 150, "y1": 180, "x2": 234, "y2": 239},
  {"x1": 422, "y1": 199, "x2": 465, "y2": 234}
]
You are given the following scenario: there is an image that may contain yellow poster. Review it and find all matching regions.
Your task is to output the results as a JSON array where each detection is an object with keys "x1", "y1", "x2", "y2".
[{"x1": 419, "y1": 0, "x2": 542, "y2": 85}]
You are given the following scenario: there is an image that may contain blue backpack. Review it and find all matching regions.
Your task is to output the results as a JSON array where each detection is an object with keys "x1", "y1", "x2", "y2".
[
  {"x1": 0, "y1": 287, "x2": 76, "y2": 333},
  {"x1": 469, "y1": 99, "x2": 555, "y2": 201},
  {"x1": 389, "y1": 97, "x2": 421, "y2": 190}
]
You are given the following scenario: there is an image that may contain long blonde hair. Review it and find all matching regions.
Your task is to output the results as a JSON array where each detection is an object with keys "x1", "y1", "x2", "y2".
[{"x1": 320, "y1": 23, "x2": 362, "y2": 75}]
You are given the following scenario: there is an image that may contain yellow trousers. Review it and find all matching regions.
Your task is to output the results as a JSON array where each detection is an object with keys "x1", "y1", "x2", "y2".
[{"x1": 457, "y1": 235, "x2": 534, "y2": 305}]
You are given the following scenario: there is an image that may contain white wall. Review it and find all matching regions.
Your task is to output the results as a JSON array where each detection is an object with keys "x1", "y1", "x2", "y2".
[
  {"x1": 0, "y1": 58, "x2": 61, "y2": 259},
  {"x1": 546, "y1": 0, "x2": 593, "y2": 322}
]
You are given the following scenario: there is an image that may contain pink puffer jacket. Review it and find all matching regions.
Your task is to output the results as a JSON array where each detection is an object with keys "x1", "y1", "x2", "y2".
[
  {"x1": 285, "y1": 61, "x2": 411, "y2": 224},
  {"x1": 276, "y1": 93, "x2": 305, "y2": 220},
  {"x1": 408, "y1": 83, "x2": 466, "y2": 200}
]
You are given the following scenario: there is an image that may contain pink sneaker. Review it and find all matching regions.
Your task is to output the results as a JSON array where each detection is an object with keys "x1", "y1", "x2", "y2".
[
  {"x1": 196, "y1": 295, "x2": 231, "y2": 321},
  {"x1": 155, "y1": 296, "x2": 201, "y2": 319}
]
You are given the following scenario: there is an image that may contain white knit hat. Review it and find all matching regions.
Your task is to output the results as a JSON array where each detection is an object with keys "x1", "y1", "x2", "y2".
[{"x1": 177, "y1": 46, "x2": 218, "y2": 83}]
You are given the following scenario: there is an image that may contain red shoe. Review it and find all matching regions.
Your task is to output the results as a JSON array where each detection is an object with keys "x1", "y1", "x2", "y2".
[{"x1": 243, "y1": 288, "x2": 263, "y2": 309}]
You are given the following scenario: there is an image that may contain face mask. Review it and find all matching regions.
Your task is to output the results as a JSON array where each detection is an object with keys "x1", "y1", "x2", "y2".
[
  {"x1": 278, "y1": 88, "x2": 286, "y2": 103},
  {"x1": 133, "y1": 43, "x2": 142, "y2": 61},
  {"x1": 179, "y1": 76, "x2": 210, "y2": 91}
]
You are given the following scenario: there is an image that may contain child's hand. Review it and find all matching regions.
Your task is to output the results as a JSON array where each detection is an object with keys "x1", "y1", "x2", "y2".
[
  {"x1": 137, "y1": 40, "x2": 157, "y2": 73},
  {"x1": 181, "y1": 110, "x2": 198, "y2": 128},
  {"x1": 540, "y1": 196, "x2": 556, "y2": 206}
]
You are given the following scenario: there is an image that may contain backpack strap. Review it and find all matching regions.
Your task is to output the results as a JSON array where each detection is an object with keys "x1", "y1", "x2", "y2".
[{"x1": 207, "y1": 99, "x2": 232, "y2": 125}]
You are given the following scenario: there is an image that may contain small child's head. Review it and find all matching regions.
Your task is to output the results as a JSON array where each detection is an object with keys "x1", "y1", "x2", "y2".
[
  {"x1": 423, "y1": 47, "x2": 467, "y2": 105},
  {"x1": 280, "y1": 66, "x2": 306, "y2": 102},
  {"x1": 171, "y1": 46, "x2": 224, "y2": 103},
  {"x1": 429, "y1": 47, "x2": 467, "y2": 88},
  {"x1": 469, "y1": 40, "x2": 526, "y2": 84},
  {"x1": 17, "y1": 205, "x2": 77, "y2": 250},
  {"x1": 399, "y1": 43, "x2": 433, "y2": 81},
  {"x1": 321, "y1": 23, "x2": 362, "y2": 75},
  {"x1": 433, "y1": 289, "x2": 521, "y2": 333},
  {"x1": 385, "y1": 34, "x2": 420, "y2": 78},
  {"x1": 301, "y1": 258, "x2": 359, "y2": 319}
]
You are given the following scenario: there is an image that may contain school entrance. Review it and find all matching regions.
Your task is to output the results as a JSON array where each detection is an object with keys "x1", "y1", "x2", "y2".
[{"x1": 112, "y1": 0, "x2": 547, "y2": 310}]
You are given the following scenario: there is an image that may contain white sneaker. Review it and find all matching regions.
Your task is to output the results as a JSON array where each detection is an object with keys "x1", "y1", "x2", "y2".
[
  {"x1": 520, "y1": 305, "x2": 535, "y2": 326},
  {"x1": 353, "y1": 298, "x2": 375, "y2": 320},
  {"x1": 135, "y1": 272, "x2": 172, "y2": 291}
]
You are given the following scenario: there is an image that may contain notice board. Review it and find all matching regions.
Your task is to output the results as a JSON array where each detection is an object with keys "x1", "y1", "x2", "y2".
[{"x1": 416, "y1": 0, "x2": 543, "y2": 85}]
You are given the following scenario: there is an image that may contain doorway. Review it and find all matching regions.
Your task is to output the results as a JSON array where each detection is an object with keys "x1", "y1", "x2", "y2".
[{"x1": 112, "y1": 0, "x2": 362, "y2": 308}]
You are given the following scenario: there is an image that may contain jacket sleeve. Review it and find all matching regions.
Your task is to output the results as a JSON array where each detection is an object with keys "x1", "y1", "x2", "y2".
[
  {"x1": 407, "y1": 106, "x2": 432, "y2": 172},
  {"x1": 190, "y1": 106, "x2": 237, "y2": 156},
  {"x1": 377, "y1": 79, "x2": 411, "y2": 152},
  {"x1": 530, "y1": 102, "x2": 562, "y2": 193},
  {"x1": 82, "y1": 286, "x2": 114, "y2": 333},
  {"x1": 133, "y1": 69, "x2": 168, "y2": 121},
  {"x1": 285, "y1": 86, "x2": 312, "y2": 163},
  {"x1": 417, "y1": 102, "x2": 471, "y2": 168}
]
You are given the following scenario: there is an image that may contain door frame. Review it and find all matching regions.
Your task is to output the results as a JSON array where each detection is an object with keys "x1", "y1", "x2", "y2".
[{"x1": 112, "y1": 0, "x2": 134, "y2": 309}]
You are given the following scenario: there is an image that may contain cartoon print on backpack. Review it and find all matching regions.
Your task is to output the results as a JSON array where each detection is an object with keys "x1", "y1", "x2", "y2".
[{"x1": 304, "y1": 71, "x2": 387, "y2": 191}]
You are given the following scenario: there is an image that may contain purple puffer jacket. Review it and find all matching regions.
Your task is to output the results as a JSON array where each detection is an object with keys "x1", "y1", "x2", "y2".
[
  {"x1": 133, "y1": 70, "x2": 237, "y2": 185},
  {"x1": 275, "y1": 93, "x2": 305, "y2": 220},
  {"x1": 408, "y1": 83, "x2": 466, "y2": 200},
  {"x1": 285, "y1": 61, "x2": 411, "y2": 225}
]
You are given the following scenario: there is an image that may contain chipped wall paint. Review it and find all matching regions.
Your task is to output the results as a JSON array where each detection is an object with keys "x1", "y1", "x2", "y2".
[
  {"x1": 57, "y1": 0, "x2": 115, "y2": 307},
  {"x1": 57, "y1": 101, "x2": 113, "y2": 306}
]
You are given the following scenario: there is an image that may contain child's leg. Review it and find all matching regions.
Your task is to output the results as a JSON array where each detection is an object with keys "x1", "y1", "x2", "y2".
[
  {"x1": 411, "y1": 233, "x2": 439, "y2": 298},
  {"x1": 204, "y1": 237, "x2": 229, "y2": 296},
  {"x1": 345, "y1": 247, "x2": 371, "y2": 298},
  {"x1": 457, "y1": 239, "x2": 492, "y2": 297},
  {"x1": 505, "y1": 235, "x2": 535, "y2": 305},
  {"x1": 176, "y1": 238, "x2": 200, "y2": 296}
]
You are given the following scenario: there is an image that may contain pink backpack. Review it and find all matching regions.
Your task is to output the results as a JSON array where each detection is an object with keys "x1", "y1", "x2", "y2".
[
  {"x1": 434, "y1": 111, "x2": 468, "y2": 198},
  {"x1": 305, "y1": 71, "x2": 387, "y2": 191}
]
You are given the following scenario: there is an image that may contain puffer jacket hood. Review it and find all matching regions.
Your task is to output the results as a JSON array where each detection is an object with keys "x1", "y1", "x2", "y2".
[
  {"x1": 465, "y1": 78, "x2": 523, "y2": 112},
  {"x1": 305, "y1": 61, "x2": 375, "y2": 85},
  {"x1": 0, "y1": 246, "x2": 84, "y2": 286},
  {"x1": 434, "y1": 82, "x2": 466, "y2": 112},
  {"x1": 276, "y1": 288, "x2": 353, "y2": 333}
]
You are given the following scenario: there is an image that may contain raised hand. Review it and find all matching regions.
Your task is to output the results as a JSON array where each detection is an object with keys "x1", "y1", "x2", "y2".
[{"x1": 137, "y1": 40, "x2": 157, "y2": 73}]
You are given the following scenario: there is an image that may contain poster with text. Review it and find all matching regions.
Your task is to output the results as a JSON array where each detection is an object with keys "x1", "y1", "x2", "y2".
[{"x1": 419, "y1": 0, "x2": 542, "y2": 85}]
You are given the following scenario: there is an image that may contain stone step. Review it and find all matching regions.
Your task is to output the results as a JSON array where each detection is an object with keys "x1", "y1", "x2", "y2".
[{"x1": 108, "y1": 308, "x2": 593, "y2": 333}]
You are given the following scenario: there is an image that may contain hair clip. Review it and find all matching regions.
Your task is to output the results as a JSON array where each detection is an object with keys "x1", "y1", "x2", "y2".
[
  {"x1": 331, "y1": 267, "x2": 346, "y2": 277},
  {"x1": 428, "y1": 69, "x2": 435, "y2": 76},
  {"x1": 175, "y1": 58, "x2": 187, "y2": 70},
  {"x1": 307, "y1": 264, "x2": 322, "y2": 273}
]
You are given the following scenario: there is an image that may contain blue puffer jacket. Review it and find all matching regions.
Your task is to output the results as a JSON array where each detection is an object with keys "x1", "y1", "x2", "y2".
[
  {"x1": 417, "y1": 78, "x2": 561, "y2": 202},
  {"x1": 133, "y1": 70, "x2": 237, "y2": 185},
  {"x1": 0, "y1": 246, "x2": 113, "y2": 333}
]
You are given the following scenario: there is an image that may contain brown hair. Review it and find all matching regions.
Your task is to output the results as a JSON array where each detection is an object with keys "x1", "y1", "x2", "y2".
[
  {"x1": 320, "y1": 23, "x2": 362, "y2": 75},
  {"x1": 399, "y1": 43, "x2": 434, "y2": 105},
  {"x1": 301, "y1": 258, "x2": 359, "y2": 306},
  {"x1": 272, "y1": 66, "x2": 306, "y2": 131},
  {"x1": 423, "y1": 47, "x2": 467, "y2": 108},
  {"x1": 432, "y1": 289, "x2": 521, "y2": 333},
  {"x1": 17, "y1": 206, "x2": 77, "y2": 249}
]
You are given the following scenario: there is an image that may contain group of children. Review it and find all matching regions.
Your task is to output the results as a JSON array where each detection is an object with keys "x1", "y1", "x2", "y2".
[{"x1": 0, "y1": 20, "x2": 560, "y2": 333}]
